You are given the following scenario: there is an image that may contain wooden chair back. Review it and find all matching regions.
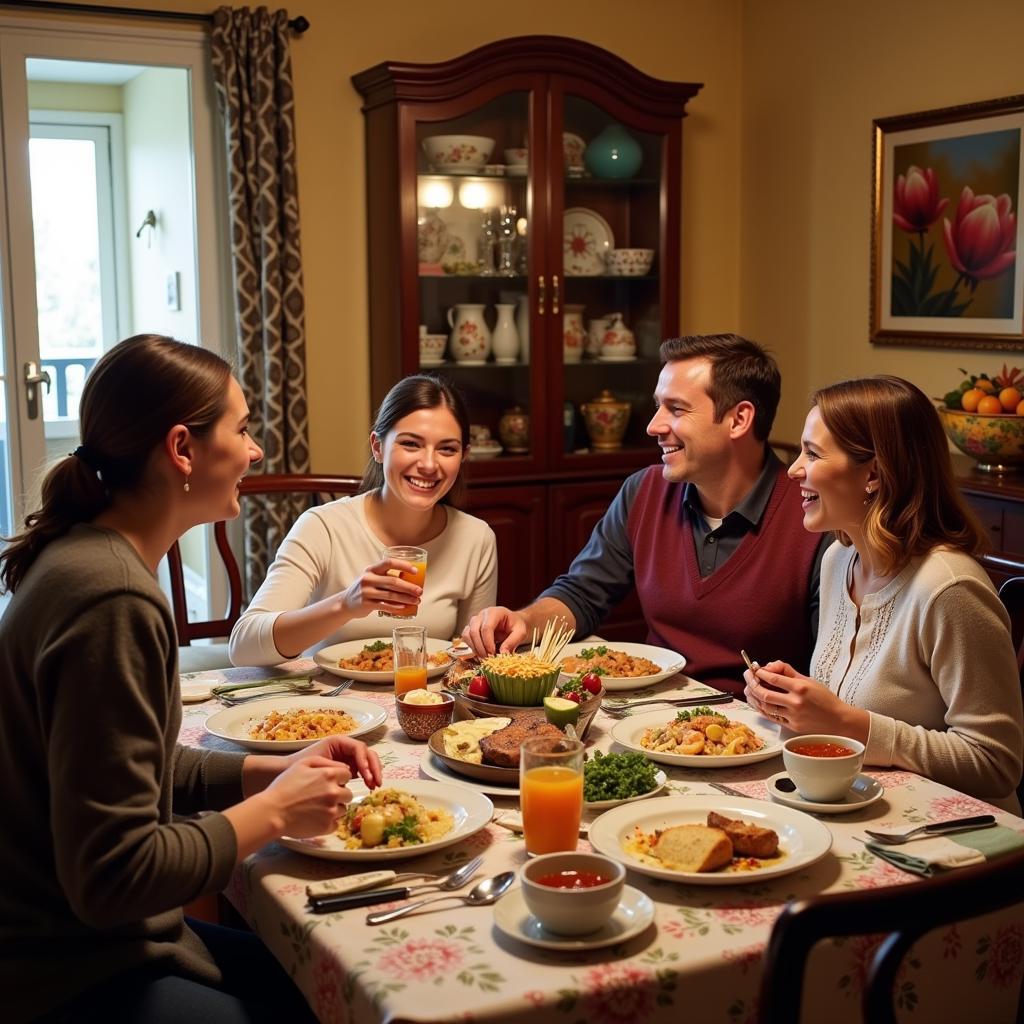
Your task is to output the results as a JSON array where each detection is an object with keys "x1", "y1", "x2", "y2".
[
  {"x1": 166, "y1": 473, "x2": 361, "y2": 645},
  {"x1": 758, "y1": 847, "x2": 1024, "y2": 1023}
]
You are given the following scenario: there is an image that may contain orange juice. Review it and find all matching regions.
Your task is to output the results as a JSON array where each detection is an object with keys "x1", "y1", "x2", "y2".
[
  {"x1": 521, "y1": 766, "x2": 583, "y2": 854},
  {"x1": 395, "y1": 664, "x2": 428, "y2": 697},
  {"x1": 392, "y1": 560, "x2": 426, "y2": 618}
]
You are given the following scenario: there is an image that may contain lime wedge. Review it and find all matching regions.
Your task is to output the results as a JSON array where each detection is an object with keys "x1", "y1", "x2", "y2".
[{"x1": 544, "y1": 696, "x2": 581, "y2": 728}]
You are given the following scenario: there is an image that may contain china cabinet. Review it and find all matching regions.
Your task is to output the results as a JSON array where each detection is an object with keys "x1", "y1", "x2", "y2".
[{"x1": 353, "y1": 37, "x2": 701, "y2": 629}]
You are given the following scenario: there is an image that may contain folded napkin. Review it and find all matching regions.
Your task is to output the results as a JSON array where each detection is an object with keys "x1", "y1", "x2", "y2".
[{"x1": 866, "y1": 826, "x2": 1024, "y2": 877}]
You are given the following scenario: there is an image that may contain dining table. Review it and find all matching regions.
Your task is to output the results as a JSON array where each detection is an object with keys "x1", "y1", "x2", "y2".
[{"x1": 179, "y1": 658, "x2": 1024, "y2": 1024}]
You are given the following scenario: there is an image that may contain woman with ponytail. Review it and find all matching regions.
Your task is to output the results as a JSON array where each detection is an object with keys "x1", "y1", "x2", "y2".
[
  {"x1": 742, "y1": 375, "x2": 1022, "y2": 811},
  {"x1": 0, "y1": 336, "x2": 380, "y2": 1023}
]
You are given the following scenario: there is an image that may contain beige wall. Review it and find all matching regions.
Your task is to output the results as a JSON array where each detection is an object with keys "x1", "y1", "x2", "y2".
[
  {"x1": 741, "y1": 0, "x2": 1024, "y2": 443},
  {"x1": 27, "y1": 81, "x2": 122, "y2": 112}
]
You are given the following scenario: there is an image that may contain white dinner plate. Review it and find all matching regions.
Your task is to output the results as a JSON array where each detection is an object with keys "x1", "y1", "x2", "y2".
[
  {"x1": 279, "y1": 780, "x2": 493, "y2": 861},
  {"x1": 493, "y1": 884, "x2": 655, "y2": 951},
  {"x1": 557, "y1": 641, "x2": 686, "y2": 692},
  {"x1": 315, "y1": 637, "x2": 454, "y2": 683},
  {"x1": 766, "y1": 771, "x2": 885, "y2": 815},
  {"x1": 610, "y1": 705, "x2": 782, "y2": 768},
  {"x1": 420, "y1": 747, "x2": 520, "y2": 797},
  {"x1": 204, "y1": 694, "x2": 387, "y2": 753},
  {"x1": 588, "y1": 795, "x2": 833, "y2": 886},
  {"x1": 563, "y1": 207, "x2": 613, "y2": 276},
  {"x1": 584, "y1": 770, "x2": 668, "y2": 811}
]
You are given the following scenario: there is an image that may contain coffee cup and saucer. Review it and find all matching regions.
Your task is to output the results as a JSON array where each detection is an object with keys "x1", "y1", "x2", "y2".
[{"x1": 768, "y1": 734, "x2": 884, "y2": 814}]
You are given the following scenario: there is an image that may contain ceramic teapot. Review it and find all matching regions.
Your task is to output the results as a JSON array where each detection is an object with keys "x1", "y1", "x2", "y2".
[
  {"x1": 580, "y1": 389, "x2": 630, "y2": 449},
  {"x1": 599, "y1": 313, "x2": 636, "y2": 360}
]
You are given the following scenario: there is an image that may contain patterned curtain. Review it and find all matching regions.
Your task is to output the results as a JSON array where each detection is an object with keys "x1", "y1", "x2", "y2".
[{"x1": 211, "y1": 6, "x2": 311, "y2": 599}]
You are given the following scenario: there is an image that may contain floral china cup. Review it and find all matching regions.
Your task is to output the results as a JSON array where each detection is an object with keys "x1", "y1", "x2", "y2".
[
  {"x1": 587, "y1": 316, "x2": 612, "y2": 358},
  {"x1": 419, "y1": 334, "x2": 447, "y2": 363}
]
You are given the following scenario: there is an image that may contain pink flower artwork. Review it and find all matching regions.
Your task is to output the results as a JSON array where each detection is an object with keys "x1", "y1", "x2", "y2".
[
  {"x1": 376, "y1": 937, "x2": 465, "y2": 982},
  {"x1": 893, "y1": 165, "x2": 949, "y2": 233},
  {"x1": 942, "y1": 187, "x2": 1017, "y2": 283},
  {"x1": 579, "y1": 963, "x2": 657, "y2": 1024}
]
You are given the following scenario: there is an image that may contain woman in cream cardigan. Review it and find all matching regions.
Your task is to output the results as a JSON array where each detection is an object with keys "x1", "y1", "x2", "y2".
[{"x1": 744, "y1": 375, "x2": 1023, "y2": 812}]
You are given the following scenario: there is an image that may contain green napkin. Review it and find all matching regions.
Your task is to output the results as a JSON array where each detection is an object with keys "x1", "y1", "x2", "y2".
[{"x1": 866, "y1": 825, "x2": 1024, "y2": 877}]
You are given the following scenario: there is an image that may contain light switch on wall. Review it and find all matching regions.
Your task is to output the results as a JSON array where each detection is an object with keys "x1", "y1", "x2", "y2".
[{"x1": 166, "y1": 271, "x2": 181, "y2": 311}]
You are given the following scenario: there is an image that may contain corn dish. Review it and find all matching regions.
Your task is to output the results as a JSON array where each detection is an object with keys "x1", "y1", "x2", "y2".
[{"x1": 336, "y1": 787, "x2": 454, "y2": 849}]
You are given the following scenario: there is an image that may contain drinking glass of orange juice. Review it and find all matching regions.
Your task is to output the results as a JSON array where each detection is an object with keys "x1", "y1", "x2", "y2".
[
  {"x1": 520, "y1": 736, "x2": 584, "y2": 856},
  {"x1": 392, "y1": 625, "x2": 428, "y2": 698},
  {"x1": 379, "y1": 545, "x2": 427, "y2": 619}
]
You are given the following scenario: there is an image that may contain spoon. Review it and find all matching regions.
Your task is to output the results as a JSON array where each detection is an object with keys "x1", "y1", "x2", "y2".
[
  {"x1": 307, "y1": 855, "x2": 483, "y2": 913},
  {"x1": 366, "y1": 871, "x2": 515, "y2": 925}
]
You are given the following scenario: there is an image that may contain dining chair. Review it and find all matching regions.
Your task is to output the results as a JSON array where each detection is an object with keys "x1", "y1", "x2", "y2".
[
  {"x1": 166, "y1": 473, "x2": 361, "y2": 670},
  {"x1": 757, "y1": 847, "x2": 1024, "y2": 1024}
]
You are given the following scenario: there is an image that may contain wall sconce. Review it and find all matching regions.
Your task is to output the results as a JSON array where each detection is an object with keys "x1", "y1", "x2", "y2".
[{"x1": 135, "y1": 209, "x2": 157, "y2": 248}]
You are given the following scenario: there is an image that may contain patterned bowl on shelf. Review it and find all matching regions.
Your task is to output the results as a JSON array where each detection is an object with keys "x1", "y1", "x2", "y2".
[
  {"x1": 937, "y1": 406, "x2": 1024, "y2": 472},
  {"x1": 606, "y1": 248, "x2": 654, "y2": 276},
  {"x1": 422, "y1": 135, "x2": 495, "y2": 173}
]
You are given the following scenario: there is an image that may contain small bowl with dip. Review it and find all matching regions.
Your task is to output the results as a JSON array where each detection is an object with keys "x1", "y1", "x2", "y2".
[
  {"x1": 782, "y1": 734, "x2": 865, "y2": 803},
  {"x1": 520, "y1": 852, "x2": 625, "y2": 935},
  {"x1": 396, "y1": 689, "x2": 454, "y2": 741}
]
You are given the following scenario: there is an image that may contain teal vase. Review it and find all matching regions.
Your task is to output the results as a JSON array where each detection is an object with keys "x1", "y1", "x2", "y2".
[{"x1": 584, "y1": 123, "x2": 642, "y2": 179}]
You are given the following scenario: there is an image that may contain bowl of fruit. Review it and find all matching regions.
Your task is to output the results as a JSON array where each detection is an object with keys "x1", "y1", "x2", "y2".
[
  {"x1": 937, "y1": 365, "x2": 1024, "y2": 473},
  {"x1": 445, "y1": 662, "x2": 604, "y2": 739}
]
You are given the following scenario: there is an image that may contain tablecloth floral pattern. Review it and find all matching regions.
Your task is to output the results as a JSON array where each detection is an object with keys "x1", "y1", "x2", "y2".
[{"x1": 181, "y1": 662, "x2": 1024, "y2": 1024}]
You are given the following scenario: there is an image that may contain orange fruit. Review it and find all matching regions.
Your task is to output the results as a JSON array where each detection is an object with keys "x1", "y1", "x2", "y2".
[
  {"x1": 1016, "y1": 399, "x2": 1024, "y2": 416},
  {"x1": 999, "y1": 387, "x2": 1022, "y2": 411},
  {"x1": 975, "y1": 378, "x2": 996, "y2": 393},
  {"x1": 977, "y1": 395, "x2": 1003, "y2": 415},
  {"x1": 961, "y1": 388, "x2": 985, "y2": 412}
]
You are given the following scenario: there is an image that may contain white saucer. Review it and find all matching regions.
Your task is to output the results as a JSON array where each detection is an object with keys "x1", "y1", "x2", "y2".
[
  {"x1": 180, "y1": 679, "x2": 215, "y2": 703},
  {"x1": 420, "y1": 357, "x2": 445, "y2": 367},
  {"x1": 493, "y1": 885, "x2": 654, "y2": 951},
  {"x1": 597, "y1": 355, "x2": 637, "y2": 362},
  {"x1": 766, "y1": 771, "x2": 884, "y2": 814}
]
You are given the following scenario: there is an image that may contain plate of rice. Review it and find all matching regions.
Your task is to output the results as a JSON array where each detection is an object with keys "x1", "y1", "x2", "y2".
[
  {"x1": 204, "y1": 694, "x2": 388, "y2": 752},
  {"x1": 278, "y1": 780, "x2": 494, "y2": 861}
]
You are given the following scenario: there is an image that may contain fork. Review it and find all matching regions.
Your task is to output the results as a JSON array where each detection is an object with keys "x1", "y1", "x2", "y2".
[
  {"x1": 863, "y1": 814, "x2": 996, "y2": 845},
  {"x1": 320, "y1": 679, "x2": 354, "y2": 697},
  {"x1": 601, "y1": 693, "x2": 733, "y2": 717}
]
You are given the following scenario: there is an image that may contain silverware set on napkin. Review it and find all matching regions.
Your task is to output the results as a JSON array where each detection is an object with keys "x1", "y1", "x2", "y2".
[
  {"x1": 601, "y1": 692, "x2": 733, "y2": 717},
  {"x1": 213, "y1": 677, "x2": 352, "y2": 705}
]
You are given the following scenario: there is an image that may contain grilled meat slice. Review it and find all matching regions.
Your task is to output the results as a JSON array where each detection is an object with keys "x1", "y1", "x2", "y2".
[
  {"x1": 706, "y1": 811, "x2": 779, "y2": 858},
  {"x1": 479, "y1": 716, "x2": 565, "y2": 768}
]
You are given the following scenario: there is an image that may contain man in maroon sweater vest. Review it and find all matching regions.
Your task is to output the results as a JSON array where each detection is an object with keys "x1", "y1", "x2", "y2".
[{"x1": 463, "y1": 334, "x2": 828, "y2": 697}]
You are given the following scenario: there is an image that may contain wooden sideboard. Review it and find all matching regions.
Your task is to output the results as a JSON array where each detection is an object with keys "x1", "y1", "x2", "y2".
[{"x1": 952, "y1": 454, "x2": 1024, "y2": 584}]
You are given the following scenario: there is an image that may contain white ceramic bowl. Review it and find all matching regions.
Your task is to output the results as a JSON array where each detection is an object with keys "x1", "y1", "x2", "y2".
[
  {"x1": 423, "y1": 135, "x2": 495, "y2": 173},
  {"x1": 520, "y1": 853, "x2": 625, "y2": 935},
  {"x1": 504, "y1": 147, "x2": 528, "y2": 166},
  {"x1": 606, "y1": 248, "x2": 654, "y2": 276},
  {"x1": 782, "y1": 734, "x2": 865, "y2": 803},
  {"x1": 600, "y1": 341, "x2": 636, "y2": 359}
]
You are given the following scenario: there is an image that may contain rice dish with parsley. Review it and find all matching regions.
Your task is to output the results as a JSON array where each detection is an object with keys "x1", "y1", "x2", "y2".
[{"x1": 336, "y1": 787, "x2": 453, "y2": 849}]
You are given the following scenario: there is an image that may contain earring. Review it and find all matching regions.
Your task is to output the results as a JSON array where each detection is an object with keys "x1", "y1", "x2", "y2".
[
  {"x1": 863, "y1": 485, "x2": 875, "y2": 506},
  {"x1": 184, "y1": 477, "x2": 190, "y2": 493}
]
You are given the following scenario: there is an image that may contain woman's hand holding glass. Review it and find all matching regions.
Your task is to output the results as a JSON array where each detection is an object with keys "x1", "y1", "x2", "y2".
[
  {"x1": 744, "y1": 661, "x2": 868, "y2": 740},
  {"x1": 337, "y1": 555, "x2": 423, "y2": 619}
]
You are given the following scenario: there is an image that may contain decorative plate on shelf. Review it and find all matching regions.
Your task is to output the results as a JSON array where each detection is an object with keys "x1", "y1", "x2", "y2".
[{"x1": 563, "y1": 207, "x2": 614, "y2": 276}]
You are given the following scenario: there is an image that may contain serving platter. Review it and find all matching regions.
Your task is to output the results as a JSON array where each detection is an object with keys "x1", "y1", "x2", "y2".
[
  {"x1": 204, "y1": 694, "x2": 387, "y2": 753},
  {"x1": 558, "y1": 641, "x2": 686, "y2": 691},
  {"x1": 588, "y1": 795, "x2": 832, "y2": 886},
  {"x1": 314, "y1": 637, "x2": 454, "y2": 683},
  {"x1": 279, "y1": 780, "x2": 493, "y2": 861},
  {"x1": 420, "y1": 746, "x2": 520, "y2": 797},
  {"x1": 427, "y1": 726, "x2": 519, "y2": 786},
  {"x1": 563, "y1": 207, "x2": 613, "y2": 276},
  {"x1": 610, "y1": 705, "x2": 783, "y2": 768}
]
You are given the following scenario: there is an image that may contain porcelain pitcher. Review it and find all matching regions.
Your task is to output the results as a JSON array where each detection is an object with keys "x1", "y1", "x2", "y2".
[{"x1": 447, "y1": 304, "x2": 491, "y2": 364}]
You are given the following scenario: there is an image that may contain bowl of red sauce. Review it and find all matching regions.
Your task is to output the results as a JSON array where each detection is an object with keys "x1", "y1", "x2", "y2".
[
  {"x1": 520, "y1": 852, "x2": 625, "y2": 935},
  {"x1": 783, "y1": 734, "x2": 865, "y2": 803}
]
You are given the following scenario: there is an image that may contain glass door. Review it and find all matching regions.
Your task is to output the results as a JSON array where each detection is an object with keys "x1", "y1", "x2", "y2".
[
  {"x1": 549, "y1": 83, "x2": 679, "y2": 467},
  {"x1": 412, "y1": 86, "x2": 542, "y2": 470}
]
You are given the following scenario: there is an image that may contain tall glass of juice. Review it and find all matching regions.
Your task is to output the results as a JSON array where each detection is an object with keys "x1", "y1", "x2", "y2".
[
  {"x1": 379, "y1": 545, "x2": 428, "y2": 618},
  {"x1": 393, "y1": 625, "x2": 428, "y2": 698},
  {"x1": 520, "y1": 736, "x2": 584, "y2": 856}
]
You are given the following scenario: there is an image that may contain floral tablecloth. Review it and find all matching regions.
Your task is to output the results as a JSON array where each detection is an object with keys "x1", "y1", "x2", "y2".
[{"x1": 180, "y1": 661, "x2": 1024, "y2": 1024}]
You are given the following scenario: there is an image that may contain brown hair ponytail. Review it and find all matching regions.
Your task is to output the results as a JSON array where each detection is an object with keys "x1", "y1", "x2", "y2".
[{"x1": 0, "y1": 334, "x2": 232, "y2": 593}]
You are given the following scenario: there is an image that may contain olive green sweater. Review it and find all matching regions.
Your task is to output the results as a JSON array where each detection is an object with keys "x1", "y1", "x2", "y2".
[{"x1": 0, "y1": 525, "x2": 245, "y2": 1021}]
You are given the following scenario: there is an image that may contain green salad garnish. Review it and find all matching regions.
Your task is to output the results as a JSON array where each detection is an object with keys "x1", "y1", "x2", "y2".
[
  {"x1": 583, "y1": 751, "x2": 659, "y2": 802},
  {"x1": 382, "y1": 815, "x2": 422, "y2": 845},
  {"x1": 580, "y1": 645, "x2": 609, "y2": 658},
  {"x1": 364, "y1": 639, "x2": 389, "y2": 653},
  {"x1": 674, "y1": 706, "x2": 727, "y2": 722}
]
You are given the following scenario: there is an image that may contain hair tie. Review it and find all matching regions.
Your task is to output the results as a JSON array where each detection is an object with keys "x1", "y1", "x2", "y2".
[{"x1": 71, "y1": 444, "x2": 101, "y2": 474}]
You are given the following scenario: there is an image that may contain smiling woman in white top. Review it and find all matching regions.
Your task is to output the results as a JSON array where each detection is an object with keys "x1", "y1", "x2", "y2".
[
  {"x1": 229, "y1": 375, "x2": 498, "y2": 665},
  {"x1": 743, "y1": 375, "x2": 1023, "y2": 812}
]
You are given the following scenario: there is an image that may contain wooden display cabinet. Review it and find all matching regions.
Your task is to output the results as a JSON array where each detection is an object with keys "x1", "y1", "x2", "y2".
[{"x1": 353, "y1": 37, "x2": 701, "y2": 617}]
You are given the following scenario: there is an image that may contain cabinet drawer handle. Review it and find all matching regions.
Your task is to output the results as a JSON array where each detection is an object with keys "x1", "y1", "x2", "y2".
[
  {"x1": 552, "y1": 274, "x2": 560, "y2": 315},
  {"x1": 537, "y1": 275, "x2": 545, "y2": 315}
]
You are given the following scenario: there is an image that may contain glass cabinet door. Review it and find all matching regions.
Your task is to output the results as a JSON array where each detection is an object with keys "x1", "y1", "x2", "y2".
[
  {"x1": 413, "y1": 89, "x2": 538, "y2": 465},
  {"x1": 549, "y1": 85, "x2": 679, "y2": 465}
]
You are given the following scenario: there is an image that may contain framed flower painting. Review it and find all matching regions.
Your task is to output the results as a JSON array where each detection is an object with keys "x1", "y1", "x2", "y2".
[{"x1": 871, "y1": 94, "x2": 1024, "y2": 349}]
